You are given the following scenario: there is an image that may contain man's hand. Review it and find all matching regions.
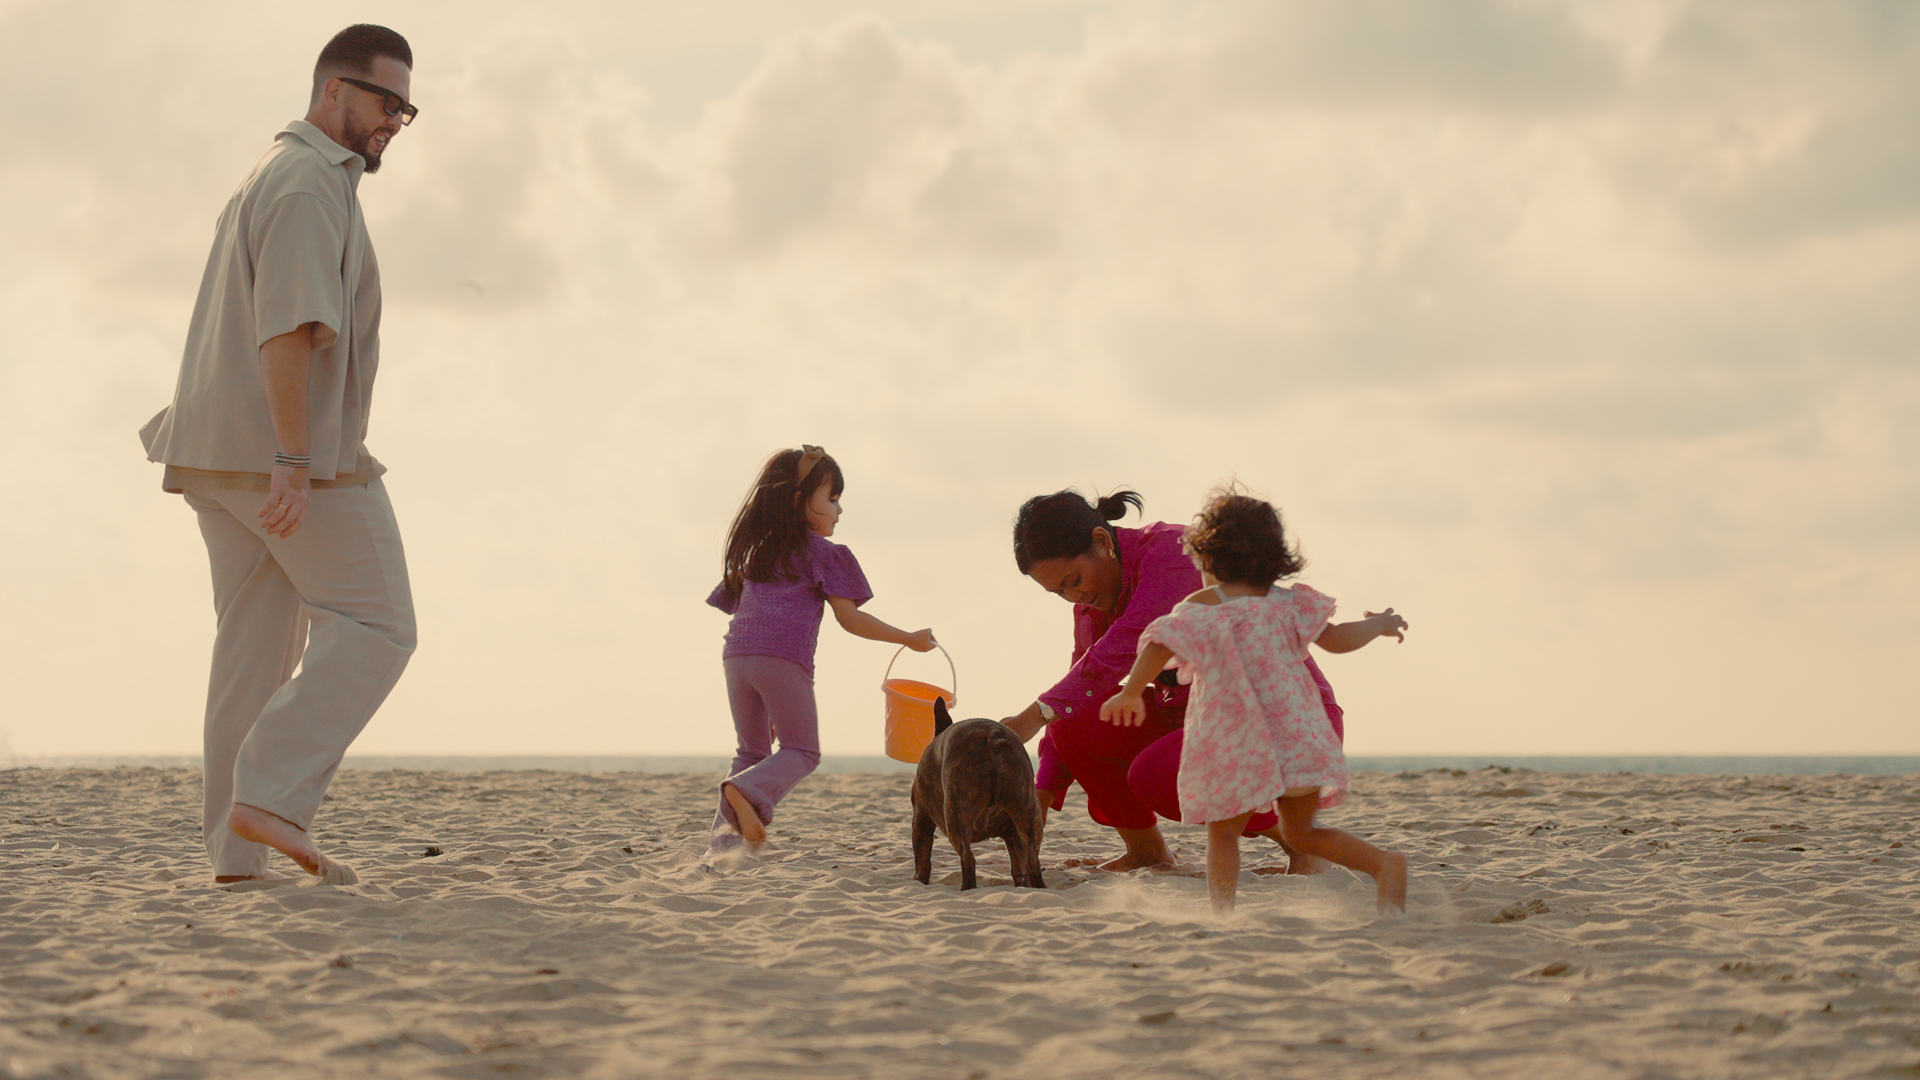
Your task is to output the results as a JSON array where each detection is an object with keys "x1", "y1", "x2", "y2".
[
  {"x1": 258, "y1": 464, "x2": 311, "y2": 538},
  {"x1": 1100, "y1": 689, "x2": 1147, "y2": 727},
  {"x1": 257, "y1": 323, "x2": 315, "y2": 539}
]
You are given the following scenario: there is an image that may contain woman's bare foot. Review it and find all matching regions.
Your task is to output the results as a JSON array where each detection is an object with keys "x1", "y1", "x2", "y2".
[
  {"x1": 1098, "y1": 825, "x2": 1176, "y2": 872},
  {"x1": 1096, "y1": 851, "x2": 1179, "y2": 872},
  {"x1": 722, "y1": 784, "x2": 766, "y2": 845},
  {"x1": 1375, "y1": 852, "x2": 1408, "y2": 913},
  {"x1": 1056, "y1": 854, "x2": 1179, "y2": 872},
  {"x1": 227, "y1": 803, "x2": 358, "y2": 885}
]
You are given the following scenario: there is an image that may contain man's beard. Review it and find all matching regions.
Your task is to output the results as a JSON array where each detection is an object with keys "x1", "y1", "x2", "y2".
[{"x1": 342, "y1": 114, "x2": 385, "y2": 174}]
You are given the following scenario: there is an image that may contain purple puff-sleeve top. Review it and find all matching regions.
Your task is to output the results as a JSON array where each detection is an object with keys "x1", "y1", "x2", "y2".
[{"x1": 706, "y1": 534, "x2": 873, "y2": 675}]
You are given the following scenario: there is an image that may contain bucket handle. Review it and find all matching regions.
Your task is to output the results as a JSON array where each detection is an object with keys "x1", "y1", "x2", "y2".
[{"x1": 883, "y1": 643, "x2": 957, "y2": 705}]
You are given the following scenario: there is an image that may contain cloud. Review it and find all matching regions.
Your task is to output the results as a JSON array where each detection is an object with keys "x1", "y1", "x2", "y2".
[
  {"x1": 1200, "y1": 0, "x2": 1625, "y2": 112},
  {"x1": 682, "y1": 16, "x2": 1062, "y2": 263},
  {"x1": 1075, "y1": 0, "x2": 1622, "y2": 131},
  {"x1": 370, "y1": 32, "x2": 663, "y2": 309},
  {"x1": 3, "y1": 1, "x2": 1918, "y2": 758},
  {"x1": 1610, "y1": 1, "x2": 1920, "y2": 246}
]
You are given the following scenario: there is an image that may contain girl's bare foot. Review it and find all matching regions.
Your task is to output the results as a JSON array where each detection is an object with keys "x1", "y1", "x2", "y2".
[
  {"x1": 1375, "y1": 852, "x2": 1408, "y2": 913},
  {"x1": 722, "y1": 784, "x2": 766, "y2": 845},
  {"x1": 227, "y1": 803, "x2": 358, "y2": 885}
]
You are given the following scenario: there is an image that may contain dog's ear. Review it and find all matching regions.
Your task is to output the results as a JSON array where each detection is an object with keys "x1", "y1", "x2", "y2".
[{"x1": 933, "y1": 696, "x2": 952, "y2": 736}]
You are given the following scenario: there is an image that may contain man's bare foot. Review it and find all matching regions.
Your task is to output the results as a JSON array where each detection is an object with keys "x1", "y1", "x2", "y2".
[
  {"x1": 1375, "y1": 852, "x2": 1408, "y2": 913},
  {"x1": 722, "y1": 784, "x2": 766, "y2": 845},
  {"x1": 227, "y1": 803, "x2": 358, "y2": 885},
  {"x1": 213, "y1": 870, "x2": 295, "y2": 885}
]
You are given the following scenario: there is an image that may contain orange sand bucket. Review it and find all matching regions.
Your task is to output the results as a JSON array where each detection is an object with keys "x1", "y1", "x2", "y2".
[{"x1": 882, "y1": 644, "x2": 958, "y2": 763}]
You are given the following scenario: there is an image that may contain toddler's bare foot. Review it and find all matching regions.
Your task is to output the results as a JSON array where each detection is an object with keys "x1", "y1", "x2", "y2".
[
  {"x1": 227, "y1": 803, "x2": 358, "y2": 885},
  {"x1": 722, "y1": 784, "x2": 766, "y2": 845},
  {"x1": 1375, "y1": 852, "x2": 1408, "y2": 913}
]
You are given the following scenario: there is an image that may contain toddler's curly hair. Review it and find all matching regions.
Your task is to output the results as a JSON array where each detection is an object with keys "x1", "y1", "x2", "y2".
[{"x1": 1184, "y1": 485, "x2": 1305, "y2": 586}]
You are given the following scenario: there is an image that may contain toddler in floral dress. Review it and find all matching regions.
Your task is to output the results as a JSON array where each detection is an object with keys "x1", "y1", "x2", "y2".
[{"x1": 1101, "y1": 487, "x2": 1410, "y2": 913}]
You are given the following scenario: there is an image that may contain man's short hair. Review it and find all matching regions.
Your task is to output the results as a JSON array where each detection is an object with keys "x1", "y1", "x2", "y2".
[{"x1": 312, "y1": 24, "x2": 412, "y2": 100}]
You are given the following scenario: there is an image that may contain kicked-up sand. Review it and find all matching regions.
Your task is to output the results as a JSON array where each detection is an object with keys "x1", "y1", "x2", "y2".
[{"x1": 2, "y1": 765, "x2": 1916, "y2": 1079}]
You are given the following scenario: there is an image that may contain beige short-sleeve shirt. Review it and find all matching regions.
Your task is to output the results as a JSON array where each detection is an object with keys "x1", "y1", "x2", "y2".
[{"x1": 141, "y1": 120, "x2": 385, "y2": 490}]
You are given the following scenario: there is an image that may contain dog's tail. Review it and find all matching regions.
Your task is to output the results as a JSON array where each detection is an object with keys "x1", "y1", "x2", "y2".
[
  {"x1": 980, "y1": 721, "x2": 1038, "y2": 795},
  {"x1": 977, "y1": 721, "x2": 1043, "y2": 861},
  {"x1": 933, "y1": 696, "x2": 953, "y2": 737}
]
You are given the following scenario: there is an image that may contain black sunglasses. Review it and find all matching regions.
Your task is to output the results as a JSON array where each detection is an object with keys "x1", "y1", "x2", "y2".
[{"x1": 338, "y1": 77, "x2": 419, "y2": 125}]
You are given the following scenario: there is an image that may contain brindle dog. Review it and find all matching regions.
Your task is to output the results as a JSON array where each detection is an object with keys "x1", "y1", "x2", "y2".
[{"x1": 911, "y1": 697, "x2": 1046, "y2": 890}]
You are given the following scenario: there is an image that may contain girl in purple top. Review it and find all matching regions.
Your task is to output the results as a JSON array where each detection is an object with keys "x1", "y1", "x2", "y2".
[{"x1": 705, "y1": 446, "x2": 936, "y2": 854}]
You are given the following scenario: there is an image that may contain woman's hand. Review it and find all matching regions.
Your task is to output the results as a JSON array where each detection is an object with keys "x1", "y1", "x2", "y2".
[
  {"x1": 905, "y1": 628, "x2": 937, "y2": 652},
  {"x1": 1001, "y1": 701, "x2": 1048, "y2": 742},
  {"x1": 1100, "y1": 689, "x2": 1147, "y2": 727},
  {"x1": 1037, "y1": 790, "x2": 1062, "y2": 829}
]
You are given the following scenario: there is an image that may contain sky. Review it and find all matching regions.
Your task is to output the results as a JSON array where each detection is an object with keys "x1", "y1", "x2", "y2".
[{"x1": 1, "y1": 0, "x2": 1916, "y2": 759}]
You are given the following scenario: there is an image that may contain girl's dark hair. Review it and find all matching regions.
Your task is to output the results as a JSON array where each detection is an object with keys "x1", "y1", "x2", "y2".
[
  {"x1": 720, "y1": 448, "x2": 844, "y2": 600},
  {"x1": 1184, "y1": 486, "x2": 1305, "y2": 586},
  {"x1": 1012, "y1": 489, "x2": 1143, "y2": 574}
]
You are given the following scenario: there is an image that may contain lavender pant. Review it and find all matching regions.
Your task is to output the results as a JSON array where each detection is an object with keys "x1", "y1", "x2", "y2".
[{"x1": 712, "y1": 655, "x2": 822, "y2": 833}]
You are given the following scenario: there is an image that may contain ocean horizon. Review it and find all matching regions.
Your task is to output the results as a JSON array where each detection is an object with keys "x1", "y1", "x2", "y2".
[{"x1": 7, "y1": 753, "x2": 1918, "y2": 777}]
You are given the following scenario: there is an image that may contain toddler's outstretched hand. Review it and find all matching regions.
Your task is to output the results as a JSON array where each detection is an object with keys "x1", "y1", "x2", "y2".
[
  {"x1": 906, "y1": 628, "x2": 938, "y2": 652},
  {"x1": 1365, "y1": 608, "x2": 1408, "y2": 642},
  {"x1": 1101, "y1": 689, "x2": 1147, "y2": 727}
]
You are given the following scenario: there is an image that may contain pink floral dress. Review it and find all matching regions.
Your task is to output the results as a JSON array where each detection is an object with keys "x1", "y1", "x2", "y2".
[{"x1": 1141, "y1": 583, "x2": 1348, "y2": 821}]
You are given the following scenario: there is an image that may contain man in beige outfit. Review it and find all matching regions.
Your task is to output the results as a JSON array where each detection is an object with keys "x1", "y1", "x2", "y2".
[{"x1": 141, "y1": 25, "x2": 420, "y2": 884}]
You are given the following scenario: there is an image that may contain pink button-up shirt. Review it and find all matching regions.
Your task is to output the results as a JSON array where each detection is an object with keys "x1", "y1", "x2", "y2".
[{"x1": 1038, "y1": 522, "x2": 1197, "y2": 725}]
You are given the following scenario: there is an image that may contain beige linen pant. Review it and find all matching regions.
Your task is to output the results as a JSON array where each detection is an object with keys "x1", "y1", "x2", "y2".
[{"x1": 182, "y1": 477, "x2": 415, "y2": 877}]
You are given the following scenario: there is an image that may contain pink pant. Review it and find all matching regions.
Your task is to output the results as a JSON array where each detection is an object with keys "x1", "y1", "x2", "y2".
[{"x1": 712, "y1": 655, "x2": 821, "y2": 833}]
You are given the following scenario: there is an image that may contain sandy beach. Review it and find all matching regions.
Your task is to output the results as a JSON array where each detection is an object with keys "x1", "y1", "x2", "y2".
[{"x1": 3, "y1": 765, "x2": 1916, "y2": 1079}]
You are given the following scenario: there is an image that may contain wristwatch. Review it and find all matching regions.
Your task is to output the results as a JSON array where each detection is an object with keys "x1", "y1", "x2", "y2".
[{"x1": 1036, "y1": 701, "x2": 1056, "y2": 723}]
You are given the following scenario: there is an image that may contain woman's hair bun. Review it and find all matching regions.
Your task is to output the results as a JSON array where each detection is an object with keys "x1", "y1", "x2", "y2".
[{"x1": 1095, "y1": 490, "x2": 1144, "y2": 523}]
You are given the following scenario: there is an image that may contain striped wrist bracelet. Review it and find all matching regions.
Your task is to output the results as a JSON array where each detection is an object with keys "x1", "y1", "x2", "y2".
[{"x1": 273, "y1": 452, "x2": 312, "y2": 468}]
